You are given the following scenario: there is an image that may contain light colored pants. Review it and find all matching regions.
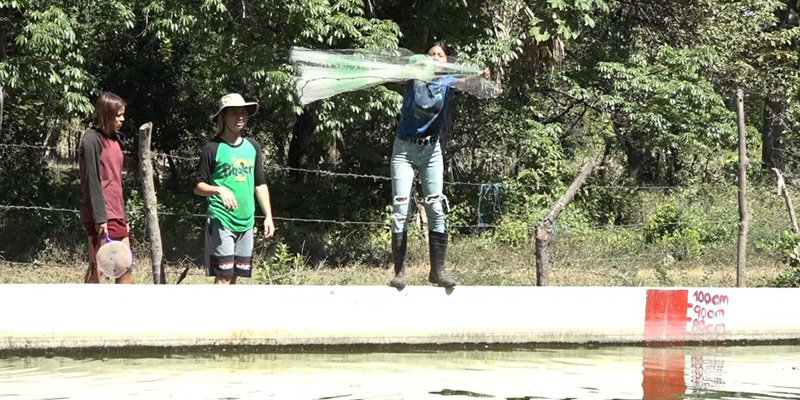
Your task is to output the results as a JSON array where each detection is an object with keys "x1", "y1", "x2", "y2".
[{"x1": 390, "y1": 138, "x2": 448, "y2": 234}]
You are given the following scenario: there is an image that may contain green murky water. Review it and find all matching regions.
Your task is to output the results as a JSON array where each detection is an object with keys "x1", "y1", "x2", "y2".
[{"x1": 0, "y1": 344, "x2": 798, "y2": 399}]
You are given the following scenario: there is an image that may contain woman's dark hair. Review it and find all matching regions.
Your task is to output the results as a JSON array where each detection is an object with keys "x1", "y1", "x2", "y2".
[
  {"x1": 427, "y1": 40, "x2": 455, "y2": 57},
  {"x1": 92, "y1": 92, "x2": 126, "y2": 134}
]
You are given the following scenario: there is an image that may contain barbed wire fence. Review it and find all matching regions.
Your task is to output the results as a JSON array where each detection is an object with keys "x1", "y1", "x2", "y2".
[{"x1": 0, "y1": 140, "x2": 796, "y2": 286}]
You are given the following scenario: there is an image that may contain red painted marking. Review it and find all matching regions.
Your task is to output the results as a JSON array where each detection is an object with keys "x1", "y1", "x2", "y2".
[
  {"x1": 644, "y1": 289, "x2": 690, "y2": 341},
  {"x1": 642, "y1": 348, "x2": 687, "y2": 400}
]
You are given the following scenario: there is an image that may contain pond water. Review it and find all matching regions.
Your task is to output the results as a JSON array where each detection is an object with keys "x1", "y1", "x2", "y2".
[{"x1": 0, "y1": 344, "x2": 798, "y2": 399}]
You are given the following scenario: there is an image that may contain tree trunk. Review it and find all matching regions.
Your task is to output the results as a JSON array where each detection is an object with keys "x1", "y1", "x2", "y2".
[
  {"x1": 599, "y1": 135, "x2": 615, "y2": 181},
  {"x1": 167, "y1": 155, "x2": 180, "y2": 189},
  {"x1": 325, "y1": 139, "x2": 340, "y2": 166},
  {"x1": 780, "y1": 0, "x2": 799, "y2": 27},
  {"x1": 534, "y1": 159, "x2": 598, "y2": 286},
  {"x1": 736, "y1": 89, "x2": 749, "y2": 288},
  {"x1": 665, "y1": 146, "x2": 681, "y2": 186},
  {"x1": 0, "y1": 27, "x2": 6, "y2": 140},
  {"x1": 761, "y1": 97, "x2": 787, "y2": 171},
  {"x1": 272, "y1": 119, "x2": 288, "y2": 166},
  {"x1": 43, "y1": 123, "x2": 62, "y2": 158},
  {"x1": 772, "y1": 168, "x2": 798, "y2": 233},
  {"x1": 287, "y1": 110, "x2": 316, "y2": 183},
  {"x1": 138, "y1": 123, "x2": 166, "y2": 284},
  {"x1": 616, "y1": 124, "x2": 650, "y2": 184}
]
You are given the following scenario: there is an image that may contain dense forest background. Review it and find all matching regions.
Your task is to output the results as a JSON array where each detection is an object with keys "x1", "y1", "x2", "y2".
[{"x1": 2, "y1": 0, "x2": 800, "y2": 286}]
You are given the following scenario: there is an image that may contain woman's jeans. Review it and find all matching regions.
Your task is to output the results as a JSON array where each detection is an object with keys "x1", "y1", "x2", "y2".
[{"x1": 391, "y1": 138, "x2": 448, "y2": 234}]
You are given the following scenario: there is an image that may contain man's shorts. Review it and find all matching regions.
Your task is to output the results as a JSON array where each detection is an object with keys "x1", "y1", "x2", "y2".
[{"x1": 205, "y1": 218, "x2": 254, "y2": 278}]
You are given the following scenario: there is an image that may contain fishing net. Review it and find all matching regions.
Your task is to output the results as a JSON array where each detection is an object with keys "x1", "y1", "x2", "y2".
[
  {"x1": 96, "y1": 235, "x2": 133, "y2": 279},
  {"x1": 290, "y1": 47, "x2": 502, "y2": 105}
]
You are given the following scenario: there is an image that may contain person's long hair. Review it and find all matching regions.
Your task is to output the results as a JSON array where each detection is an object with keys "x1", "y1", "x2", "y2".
[
  {"x1": 425, "y1": 40, "x2": 457, "y2": 160},
  {"x1": 427, "y1": 40, "x2": 455, "y2": 62},
  {"x1": 92, "y1": 92, "x2": 126, "y2": 134}
]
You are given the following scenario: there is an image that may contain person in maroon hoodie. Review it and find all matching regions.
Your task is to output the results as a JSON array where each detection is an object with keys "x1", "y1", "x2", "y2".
[{"x1": 78, "y1": 92, "x2": 131, "y2": 284}]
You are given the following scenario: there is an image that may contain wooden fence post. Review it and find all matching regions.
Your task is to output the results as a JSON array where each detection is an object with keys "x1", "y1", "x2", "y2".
[
  {"x1": 736, "y1": 89, "x2": 749, "y2": 288},
  {"x1": 534, "y1": 159, "x2": 598, "y2": 286},
  {"x1": 0, "y1": 28, "x2": 5, "y2": 139},
  {"x1": 0, "y1": 85, "x2": 4, "y2": 138},
  {"x1": 772, "y1": 168, "x2": 798, "y2": 233},
  {"x1": 138, "y1": 122, "x2": 165, "y2": 284}
]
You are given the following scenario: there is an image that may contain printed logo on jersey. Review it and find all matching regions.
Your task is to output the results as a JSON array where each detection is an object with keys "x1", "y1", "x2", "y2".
[{"x1": 220, "y1": 157, "x2": 254, "y2": 182}]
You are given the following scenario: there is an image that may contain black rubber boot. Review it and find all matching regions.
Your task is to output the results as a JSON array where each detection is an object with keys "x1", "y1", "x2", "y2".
[
  {"x1": 428, "y1": 231, "x2": 456, "y2": 288},
  {"x1": 389, "y1": 232, "x2": 408, "y2": 289}
]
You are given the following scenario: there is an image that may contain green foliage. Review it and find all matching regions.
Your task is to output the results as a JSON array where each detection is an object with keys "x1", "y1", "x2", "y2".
[
  {"x1": 596, "y1": 45, "x2": 738, "y2": 184},
  {"x1": 770, "y1": 229, "x2": 800, "y2": 287},
  {"x1": 578, "y1": 181, "x2": 638, "y2": 226},
  {"x1": 699, "y1": 0, "x2": 800, "y2": 97},
  {"x1": 124, "y1": 188, "x2": 145, "y2": 239},
  {"x1": 643, "y1": 200, "x2": 729, "y2": 260},
  {"x1": 0, "y1": 148, "x2": 83, "y2": 260},
  {"x1": 492, "y1": 214, "x2": 535, "y2": 247},
  {"x1": 5, "y1": 0, "x2": 800, "y2": 290},
  {"x1": 1, "y1": 2, "x2": 97, "y2": 128},
  {"x1": 317, "y1": 226, "x2": 390, "y2": 267},
  {"x1": 254, "y1": 240, "x2": 307, "y2": 285},
  {"x1": 454, "y1": 0, "x2": 609, "y2": 56}
]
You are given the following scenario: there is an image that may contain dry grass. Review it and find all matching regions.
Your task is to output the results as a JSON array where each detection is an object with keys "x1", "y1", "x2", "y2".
[
  {"x1": 2, "y1": 182, "x2": 792, "y2": 286},
  {"x1": 0, "y1": 236, "x2": 786, "y2": 287},
  {"x1": 1, "y1": 176, "x2": 795, "y2": 288}
]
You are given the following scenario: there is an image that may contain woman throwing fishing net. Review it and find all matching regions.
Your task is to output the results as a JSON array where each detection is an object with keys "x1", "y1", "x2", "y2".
[
  {"x1": 291, "y1": 40, "x2": 499, "y2": 288},
  {"x1": 388, "y1": 41, "x2": 492, "y2": 289}
]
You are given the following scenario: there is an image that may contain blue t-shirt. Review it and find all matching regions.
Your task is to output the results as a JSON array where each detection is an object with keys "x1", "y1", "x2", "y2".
[{"x1": 396, "y1": 77, "x2": 458, "y2": 140}]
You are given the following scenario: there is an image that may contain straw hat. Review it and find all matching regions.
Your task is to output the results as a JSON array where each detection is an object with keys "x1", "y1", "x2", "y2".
[{"x1": 210, "y1": 93, "x2": 259, "y2": 121}]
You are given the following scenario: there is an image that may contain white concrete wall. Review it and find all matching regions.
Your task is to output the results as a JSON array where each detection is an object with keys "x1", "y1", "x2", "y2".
[{"x1": 1, "y1": 285, "x2": 799, "y2": 349}]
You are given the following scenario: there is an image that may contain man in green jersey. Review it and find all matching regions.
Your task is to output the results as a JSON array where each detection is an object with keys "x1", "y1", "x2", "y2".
[{"x1": 195, "y1": 93, "x2": 276, "y2": 284}]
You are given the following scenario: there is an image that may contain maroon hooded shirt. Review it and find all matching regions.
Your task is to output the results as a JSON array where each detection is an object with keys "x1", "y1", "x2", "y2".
[{"x1": 78, "y1": 127, "x2": 126, "y2": 224}]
